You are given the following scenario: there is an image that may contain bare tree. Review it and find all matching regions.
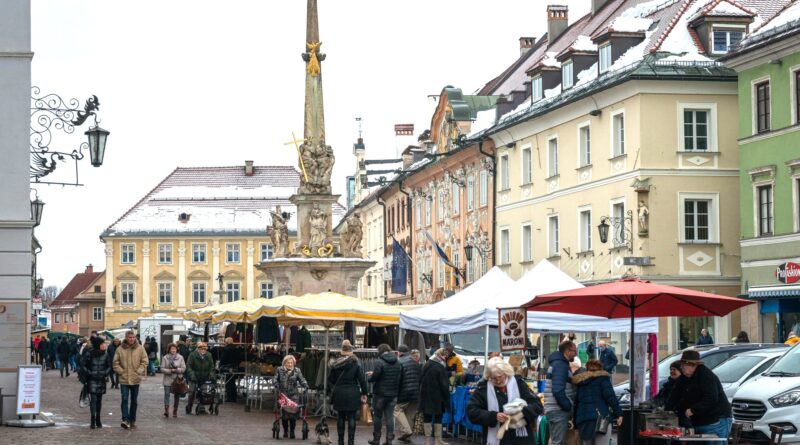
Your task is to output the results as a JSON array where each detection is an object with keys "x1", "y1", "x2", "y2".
[{"x1": 42, "y1": 286, "x2": 60, "y2": 307}]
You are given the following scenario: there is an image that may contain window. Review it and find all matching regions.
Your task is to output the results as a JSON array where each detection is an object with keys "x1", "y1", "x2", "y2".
[
  {"x1": 684, "y1": 199, "x2": 710, "y2": 242},
  {"x1": 479, "y1": 171, "x2": 489, "y2": 206},
  {"x1": 467, "y1": 175, "x2": 475, "y2": 211},
  {"x1": 260, "y1": 282, "x2": 274, "y2": 298},
  {"x1": 425, "y1": 198, "x2": 431, "y2": 226},
  {"x1": 797, "y1": 178, "x2": 800, "y2": 230},
  {"x1": 500, "y1": 154, "x2": 510, "y2": 190},
  {"x1": 416, "y1": 199, "x2": 421, "y2": 227},
  {"x1": 480, "y1": 251, "x2": 487, "y2": 276},
  {"x1": 452, "y1": 183, "x2": 460, "y2": 214},
  {"x1": 562, "y1": 60, "x2": 574, "y2": 89},
  {"x1": 437, "y1": 258, "x2": 445, "y2": 288},
  {"x1": 121, "y1": 244, "x2": 135, "y2": 264},
  {"x1": 192, "y1": 243, "x2": 206, "y2": 264},
  {"x1": 522, "y1": 224, "x2": 532, "y2": 262},
  {"x1": 580, "y1": 210, "x2": 593, "y2": 252},
  {"x1": 158, "y1": 244, "x2": 172, "y2": 264},
  {"x1": 226, "y1": 282, "x2": 240, "y2": 302},
  {"x1": 757, "y1": 185, "x2": 773, "y2": 236},
  {"x1": 796, "y1": 70, "x2": 800, "y2": 124},
  {"x1": 92, "y1": 307, "x2": 103, "y2": 321},
  {"x1": 756, "y1": 81, "x2": 770, "y2": 133},
  {"x1": 521, "y1": 146, "x2": 532, "y2": 184},
  {"x1": 226, "y1": 243, "x2": 240, "y2": 263},
  {"x1": 548, "y1": 216, "x2": 560, "y2": 257},
  {"x1": 94, "y1": 285, "x2": 101, "y2": 293},
  {"x1": 500, "y1": 229, "x2": 510, "y2": 264},
  {"x1": 466, "y1": 254, "x2": 474, "y2": 283},
  {"x1": 612, "y1": 202, "x2": 626, "y2": 247},
  {"x1": 599, "y1": 44, "x2": 612, "y2": 73},
  {"x1": 712, "y1": 29, "x2": 743, "y2": 54},
  {"x1": 612, "y1": 112, "x2": 625, "y2": 156},
  {"x1": 54, "y1": 313, "x2": 60, "y2": 323},
  {"x1": 121, "y1": 282, "x2": 135, "y2": 305},
  {"x1": 532, "y1": 76, "x2": 543, "y2": 102},
  {"x1": 548, "y1": 138, "x2": 559, "y2": 177},
  {"x1": 260, "y1": 243, "x2": 273, "y2": 261},
  {"x1": 192, "y1": 282, "x2": 206, "y2": 305},
  {"x1": 158, "y1": 282, "x2": 172, "y2": 304},
  {"x1": 683, "y1": 110, "x2": 709, "y2": 151},
  {"x1": 452, "y1": 245, "x2": 460, "y2": 287},
  {"x1": 579, "y1": 125, "x2": 591, "y2": 166},
  {"x1": 437, "y1": 190, "x2": 445, "y2": 221}
]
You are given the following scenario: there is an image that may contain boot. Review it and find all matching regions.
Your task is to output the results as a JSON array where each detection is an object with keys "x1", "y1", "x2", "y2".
[
  {"x1": 186, "y1": 393, "x2": 194, "y2": 415},
  {"x1": 95, "y1": 398, "x2": 103, "y2": 428},
  {"x1": 347, "y1": 431, "x2": 356, "y2": 445},
  {"x1": 289, "y1": 420, "x2": 296, "y2": 439},
  {"x1": 423, "y1": 424, "x2": 433, "y2": 445},
  {"x1": 384, "y1": 433, "x2": 394, "y2": 445},
  {"x1": 89, "y1": 397, "x2": 97, "y2": 429},
  {"x1": 283, "y1": 419, "x2": 289, "y2": 438},
  {"x1": 164, "y1": 405, "x2": 169, "y2": 418},
  {"x1": 433, "y1": 424, "x2": 448, "y2": 445},
  {"x1": 173, "y1": 403, "x2": 178, "y2": 418},
  {"x1": 368, "y1": 432, "x2": 381, "y2": 445}
]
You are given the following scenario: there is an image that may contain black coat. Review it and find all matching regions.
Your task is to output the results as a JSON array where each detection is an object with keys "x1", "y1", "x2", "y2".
[
  {"x1": 419, "y1": 359, "x2": 450, "y2": 415},
  {"x1": 467, "y1": 375, "x2": 544, "y2": 445},
  {"x1": 220, "y1": 344, "x2": 241, "y2": 368},
  {"x1": 328, "y1": 355, "x2": 367, "y2": 412},
  {"x1": 397, "y1": 354, "x2": 422, "y2": 403},
  {"x1": 369, "y1": 352, "x2": 402, "y2": 398},
  {"x1": 666, "y1": 364, "x2": 728, "y2": 426},
  {"x1": 57, "y1": 341, "x2": 70, "y2": 359},
  {"x1": 80, "y1": 348, "x2": 112, "y2": 395}
]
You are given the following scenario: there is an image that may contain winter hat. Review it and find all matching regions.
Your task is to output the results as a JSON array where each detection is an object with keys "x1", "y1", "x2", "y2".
[
  {"x1": 679, "y1": 350, "x2": 703, "y2": 365},
  {"x1": 90, "y1": 336, "x2": 104, "y2": 349},
  {"x1": 341, "y1": 340, "x2": 353, "y2": 354}
]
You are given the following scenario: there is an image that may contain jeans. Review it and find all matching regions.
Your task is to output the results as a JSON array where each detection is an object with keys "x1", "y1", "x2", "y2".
[
  {"x1": 372, "y1": 396, "x2": 397, "y2": 437},
  {"x1": 120, "y1": 384, "x2": 140, "y2": 423},
  {"x1": 695, "y1": 417, "x2": 731, "y2": 445},
  {"x1": 394, "y1": 401, "x2": 418, "y2": 437},
  {"x1": 147, "y1": 359, "x2": 156, "y2": 376},
  {"x1": 549, "y1": 408, "x2": 571, "y2": 445},
  {"x1": 337, "y1": 410, "x2": 357, "y2": 443},
  {"x1": 163, "y1": 385, "x2": 181, "y2": 406},
  {"x1": 70, "y1": 354, "x2": 78, "y2": 371}
]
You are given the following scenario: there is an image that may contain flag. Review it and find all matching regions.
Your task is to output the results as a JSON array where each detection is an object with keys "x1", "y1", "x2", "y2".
[
  {"x1": 391, "y1": 238, "x2": 408, "y2": 295},
  {"x1": 423, "y1": 229, "x2": 460, "y2": 286}
]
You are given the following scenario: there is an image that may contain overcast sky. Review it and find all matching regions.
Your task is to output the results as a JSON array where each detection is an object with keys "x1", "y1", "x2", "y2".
[{"x1": 32, "y1": 0, "x2": 590, "y2": 289}]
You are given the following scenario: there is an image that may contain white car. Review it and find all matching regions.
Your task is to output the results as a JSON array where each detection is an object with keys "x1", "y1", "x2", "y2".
[
  {"x1": 732, "y1": 343, "x2": 800, "y2": 443},
  {"x1": 712, "y1": 348, "x2": 786, "y2": 402}
]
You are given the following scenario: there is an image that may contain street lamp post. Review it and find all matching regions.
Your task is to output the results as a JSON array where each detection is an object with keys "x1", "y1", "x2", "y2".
[{"x1": 596, "y1": 210, "x2": 633, "y2": 252}]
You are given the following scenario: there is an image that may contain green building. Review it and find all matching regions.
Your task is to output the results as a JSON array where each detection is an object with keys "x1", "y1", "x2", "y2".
[{"x1": 723, "y1": 3, "x2": 800, "y2": 343}]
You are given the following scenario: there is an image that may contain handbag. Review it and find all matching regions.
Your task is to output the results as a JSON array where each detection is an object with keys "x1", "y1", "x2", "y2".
[
  {"x1": 595, "y1": 410, "x2": 610, "y2": 435},
  {"x1": 360, "y1": 402, "x2": 373, "y2": 424},
  {"x1": 413, "y1": 411, "x2": 424, "y2": 435},
  {"x1": 171, "y1": 376, "x2": 189, "y2": 395}
]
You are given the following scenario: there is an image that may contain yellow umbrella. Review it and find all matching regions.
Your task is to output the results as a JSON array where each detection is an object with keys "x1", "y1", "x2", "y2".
[
  {"x1": 209, "y1": 295, "x2": 300, "y2": 324},
  {"x1": 183, "y1": 298, "x2": 266, "y2": 322}
]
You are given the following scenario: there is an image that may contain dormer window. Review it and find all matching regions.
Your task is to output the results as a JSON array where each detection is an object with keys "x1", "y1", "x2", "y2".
[
  {"x1": 532, "y1": 76, "x2": 543, "y2": 102},
  {"x1": 562, "y1": 61, "x2": 574, "y2": 89},
  {"x1": 599, "y1": 44, "x2": 612, "y2": 73},
  {"x1": 711, "y1": 27, "x2": 743, "y2": 54}
]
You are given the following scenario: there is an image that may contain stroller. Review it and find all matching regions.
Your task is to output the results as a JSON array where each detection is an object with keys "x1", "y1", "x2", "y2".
[
  {"x1": 193, "y1": 378, "x2": 221, "y2": 415},
  {"x1": 272, "y1": 388, "x2": 309, "y2": 440}
]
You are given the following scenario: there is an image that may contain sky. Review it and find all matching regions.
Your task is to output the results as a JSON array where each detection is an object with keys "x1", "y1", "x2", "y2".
[{"x1": 32, "y1": 0, "x2": 590, "y2": 289}]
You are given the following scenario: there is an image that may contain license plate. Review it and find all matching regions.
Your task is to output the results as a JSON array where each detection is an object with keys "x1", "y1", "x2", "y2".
[{"x1": 736, "y1": 421, "x2": 754, "y2": 432}]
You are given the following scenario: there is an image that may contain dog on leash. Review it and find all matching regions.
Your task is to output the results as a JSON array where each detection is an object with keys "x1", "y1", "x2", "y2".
[{"x1": 315, "y1": 418, "x2": 332, "y2": 444}]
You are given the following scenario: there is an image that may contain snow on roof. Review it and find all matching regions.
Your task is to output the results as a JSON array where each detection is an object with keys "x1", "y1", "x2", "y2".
[
  {"x1": 705, "y1": 0, "x2": 756, "y2": 16},
  {"x1": 467, "y1": 109, "x2": 498, "y2": 138},
  {"x1": 751, "y1": 0, "x2": 800, "y2": 35},
  {"x1": 621, "y1": 0, "x2": 682, "y2": 18},
  {"x1": 541, "y1": 52, "x2": 561, "y2": 68},
  {"x1": 610, "y1": 16, "x2": 653, "y2": 32},
  {"x1": 658, "y1": 0, "x2": 709, "y2": 54},
  {"x1": 571, "y1": 35, "x2": 598, "y2": 52},
  {"x1": 153, "y1": 185, "x2": 298, "y2": 200}
]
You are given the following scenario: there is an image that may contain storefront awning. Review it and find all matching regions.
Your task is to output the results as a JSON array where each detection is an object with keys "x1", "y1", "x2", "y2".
[{"x1": 748, "y1": 284, "x2": 800, "y2": 299}]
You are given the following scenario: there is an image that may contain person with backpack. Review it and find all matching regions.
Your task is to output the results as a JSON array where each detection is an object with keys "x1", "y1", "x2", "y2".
[{"x1": 328, "y1": 340, "x2": 367, "y2": 445}]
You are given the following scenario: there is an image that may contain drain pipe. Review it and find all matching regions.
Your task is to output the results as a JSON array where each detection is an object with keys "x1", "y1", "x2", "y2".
[{"x1": 478, "y1": 140, "x2": 496, "y2": 263}]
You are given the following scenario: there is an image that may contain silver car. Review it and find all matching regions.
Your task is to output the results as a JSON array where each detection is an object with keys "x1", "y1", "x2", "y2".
[{"x1": 712, "y1": 348, "x2": 787, "y2": 402}]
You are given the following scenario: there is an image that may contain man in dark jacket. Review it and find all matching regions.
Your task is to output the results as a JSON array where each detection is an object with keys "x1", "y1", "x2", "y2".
[
  {"x1": 368, "y1": 343, "x2": 403, "y2": 445},
  {"x1": 547, "y1": 341, "x2": 577, "y2": 445},
  {"x1": 219, "y1": 337, "x2": 242, "y2": 402},
  {"x1": 598, "y1": 340, "x2": 618, "y2": 374},
  {"x1": 696, "y1": 328, "x2": 714, "y2": 345},
  {"x1": 667, "y1": 350, "x2": 731, "y2": 439},
  {"x1": 394, "y1": 346, "x2": 421, "y2": 443},
  {"x1": 57, "y1": 337, "x2": 71, "y2": 378}
]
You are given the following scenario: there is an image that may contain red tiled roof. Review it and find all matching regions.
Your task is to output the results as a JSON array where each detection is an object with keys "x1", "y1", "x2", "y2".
[
  {"x1": 691, "y1": 0, "x2": 757, "y2": 20},
  {"x1": 687, "y1": 26, "x2": 707, "y2": 53},
  {"x1": 751, "y1": 0, "x2": 799, "y2": 32},
  {"x1": 51, "y1": 270, "x2": 103, "y2": 309}
]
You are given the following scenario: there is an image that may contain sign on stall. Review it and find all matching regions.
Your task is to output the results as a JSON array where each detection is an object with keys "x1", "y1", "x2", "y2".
[
  {"x1": 498, "y1": 307, "x2": 527, "y2": 351},
  {"x1": 16, "y1": 365, "x2": 42, "y2": 415}
]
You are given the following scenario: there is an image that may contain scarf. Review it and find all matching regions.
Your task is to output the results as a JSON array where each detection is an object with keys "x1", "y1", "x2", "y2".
[{"x1": 486, "y1": 376, "x2": 527, "y2": 445}]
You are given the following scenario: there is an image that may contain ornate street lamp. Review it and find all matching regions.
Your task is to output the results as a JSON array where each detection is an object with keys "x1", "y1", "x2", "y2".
[
  {"x1": 464, "y1": 244, "x2": 473, "y2": 262},
  {"x1": 597, "y1": 219, "x2": 610, "y2": 244},
  {"x1": 30, "y1": 198, "x2": 44, "y2": 227},
  {"x1": 596, "y1": 211, "x2": 633, "y2": 252},
  {"x1": 85, "y1": 125, "x2": 110, "y2": 167}
]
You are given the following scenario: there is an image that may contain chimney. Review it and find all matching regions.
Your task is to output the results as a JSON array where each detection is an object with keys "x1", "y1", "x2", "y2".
[
  {"x1": 394, "y1": 123, "x2": 415, "y2": 158},
  {"x1": 519, "y1": 37, "x2": 536, "y2": 56},
  {"x1": 495, "y1": 96, "x2": 515, "y2": 121},
  {"x1": 402, "y1": 147, "x2": 414, "y2": 170},
  {"x1": 592, "y1": 0, "x2": 608, "y2": 15},
  {"x1": 85, "y1": 264, "x2": 93, "y2": 274},
  {"x1": 244, "y1": 160, "x2": 254, "y2": 176},
  {"x1": 547, "y1": 5, "x2": 569, "y2": 45}
]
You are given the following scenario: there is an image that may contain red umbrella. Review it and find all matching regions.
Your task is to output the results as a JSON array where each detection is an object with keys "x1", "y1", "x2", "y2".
[{"x1": 523, "y1": 276, "x2": 753, "y2": 444}]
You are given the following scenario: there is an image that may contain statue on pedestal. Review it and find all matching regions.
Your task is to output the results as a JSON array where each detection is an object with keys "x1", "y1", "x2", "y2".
[
  {"x1": 638, "y1": 200, "x2": 649, "y2": 236},
  {"x1": 340, "y1": 214, "x2": 363, "y2": 258},
  {"x1": 309, "y1": 203, "x2": 327, "y2": 251},
  {"x1": 269, "y1": 206, "x2": 290, "y2": 257}
]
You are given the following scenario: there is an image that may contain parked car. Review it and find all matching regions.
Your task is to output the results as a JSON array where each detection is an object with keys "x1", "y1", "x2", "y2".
[
  {"x1": 614, "y1": 343, "x2": 788, "y2": 406},
  {"x1": 732, "y1": 343, "x2": 800, "y2": 444},
  {"x1": 712, "y1": 348, "x2": 786, "y2": 402}
]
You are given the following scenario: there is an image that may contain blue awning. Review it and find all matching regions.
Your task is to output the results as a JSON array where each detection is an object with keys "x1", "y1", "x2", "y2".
[{"x1": 748, "y1": 284, "x2": 800, "y2": 299}]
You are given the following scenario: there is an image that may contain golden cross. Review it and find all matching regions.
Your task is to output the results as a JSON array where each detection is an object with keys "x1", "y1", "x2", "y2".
[{"x1": 284, "y1": 131, "x2": 309, "y2": 182}]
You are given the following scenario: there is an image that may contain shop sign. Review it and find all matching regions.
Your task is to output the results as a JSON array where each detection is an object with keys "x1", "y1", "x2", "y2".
[
  {"x1": 383, "y1": 254, "x2": 392, "y2": 281},
  {"x1": 776, "y1": 262, "x2": 800, "y2": 284},
  {"x1": 497, "y1": 307, "x2": 527, "y2": 351},
  {"x1": 16, "y1": 365, "x2": 42, "y2": 415},
  {"x1": 32, "y1": 296, "x2": 42, "y2": 311}
]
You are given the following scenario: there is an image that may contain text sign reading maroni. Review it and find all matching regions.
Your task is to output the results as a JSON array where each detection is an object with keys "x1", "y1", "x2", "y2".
[{"x1": 498, "y1": 307, "x2": 527, "y2": 352}]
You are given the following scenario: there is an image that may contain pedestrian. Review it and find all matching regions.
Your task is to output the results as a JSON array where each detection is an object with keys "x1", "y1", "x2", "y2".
[
  {"x1": 80, "y1": 336, "x2": 111, "y2": 429},
  {"x1": 444, "y1": 343, "x2": 463, "y2": 382},
  {"x1": 107, "y1": 338, "x2": 121, "y2": 389},
  {"x1": 572, "y1": 359, "x2": 623, "y2": 445},
  {"x1": 696, "y1": 328, "x2": 714, "y2": 345},
  {"x1": 395, "y1": 346, "x2": 422, "y2": 443},
  {"x1": 467, "y1": 357, "x2": 543, "y2": 445},
  {"x1": 146, "y1": 337, "x2": 158, "y2": 376},
  {"x1": 112, "y1": 330, "x2": 148, "y2": 429},
  {"x1": 654, "y1": 361, "x2": 684, "y2": 410},
  {"x1": 419, "y1": 348, "x2": 451, "y2": 445},
  {"x1": 161, "y1": 343, "x2": 186, "y2": 418},
  {"x1": 667, "y1": 350, "x2": 732, "y2": 439},
  {"x1": 219, "y1": 337, "x2": 242, "y2": 402},
  {"x1": 38, "y1": 336, "x2": 49, "y2": 370},
  {"x1": 50, "y1": 337, "x2": 59, "y2": 371},
  {"x1": 276, "y1": 355, "x2": 308, "y2": 438},
  {"x1": 598, "y1": 341, "x2": 618, "y2": 374},
  {"x1": 33, "y1": 335, "x2": 42, "y2": 365},
  {"x1": 185, "y1": 341, "x2": 215, "y2": 415},
  {"x1": 178, "y1": 335, "x2": 191, "y2": 362},
  {"x1": 69, "y1": 338, "x2": 80, "y2": 372},
  {"x1": 57, "y1": 337, "x2": 71, "y2": 378},
  {"x1": 328, "y1": 340, "x2": 367, "y2": 445},
  {"x1": 368, "y1": 343, "x2": 403, "y2": 445},
  {"x1": 734, "y1": 331, "x2": 750, "y2": 343},
  {"x1": 546, "y1": 341, "x2": 577, "y2": 445}
]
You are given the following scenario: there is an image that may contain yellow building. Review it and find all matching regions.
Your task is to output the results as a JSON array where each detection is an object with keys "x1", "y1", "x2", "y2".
[{"x1": 100, "y1": 162, "x2": 345, "y2": 329}]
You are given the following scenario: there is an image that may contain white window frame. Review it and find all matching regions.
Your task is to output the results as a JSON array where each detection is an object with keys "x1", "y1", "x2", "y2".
[
  {"x1": 499, "y1": 154, "x2": 510, "y2": 190},
  {"x1": 532, "y1": 75, "x2": 543, "y2": 102},
  {"x1": 599, "y1": 43, "x2": 612, "y2": 73},
  {"x1": 452, "y1": 244, "x2": 460, "y2": 286},
  {"x1": 610, "y1": 198, "x2": 627, "y2": 248},
  {"x1": 225, "y1": 243, "x2": 241, "y2": 264},
  {"x1": 467, "y1": 175, "x2": 475, "y2": 211},
  {"x1": 500, "y1": 228, "x2": 511, "y2": 265},
  {"x1": 479, "y1": 171, "x2": 489, "y2": 207},
  {"x1": 157, "y1": 243, "x2": 173, "y2": 265},
  {"x1": 751, "y1": 76, "x2": 771, "y2": 135},
  {"x1": 416, "y1": 199, "x2": 421, "y2": 227},
  {"x1": 191, "y1": 282, "x2": 207, "y2": 305},
  {"x1": 562, "y1": 60, "x2": 574, "y2": 89},
  {"x1": 678, "y1": 103, "x2": 717, "y2": 152},
  {"x1": 547, "y1": 136, "x2": 559, "y2": 178},
  {"x1": 437, "y1": 189, "x2": 445, "y2": 221},
  {"x1": 548, "y1": 215, "x2": 560, "y2": 257},
  {"x1": 54, "y1": 313, "x2": 60, "y2": 323},
  {"x1": 577, "y1": 122, "x2": 591, "y2": 167},
  {"x1": 191, "y1": 243, "x2": 206, "y2": 264},
  {"x1": 157, "y1": 281, "x2": 173, "y2": 305},
  {"x1": 480, "y1": 250, "x2": 488, "y2": 276},
  {"x1": 794, "y1": 175, "x2": 800, "y2": 233},
  {"x1": 521, "y1": 144, "x2": 533, "y2": 185},
  {"x1": 452, "y1": 183, "x2": 460, "y2": 215},
  {"x1": 120, "y1": 243, "x2": 135, "y2": 265},
  {"x1": 425, "y1": 198, "x2": 431, "y2": 226},
  {"x1": 521, "y1": 223, "x2": 533, "y2": 262},
  {"x1": 710, "y1": 25, "x2": 745, "y2": 55},
  {"x1": 260, "y1": 243, "x2": 273, "y2": 261},
  {"x1": 92, "y1": 307, "x2": 103, "y2": 321},
  {"x1": 753, "y1": 181, "x2": 775, "y2": 237},
  {"x1": 578, "y1": 206, "x2": 592, "y2": 252},
  {"x1": 679, "y1": 192, "x2": 719, "y2": 243},
  {"x1": 611, "y1": 110, "x2": 626, "y2": 157},
  {"x1": 121, "y1": 282, "x2": 136, "y2": 305},
  {"x1": 791, "y1": 65, "x2": 800, "y2": 126},
  {"x1": 466, "y1": 252, "x2": 474, "y2": 283},
  {"x1": 259, "y1": 281, "x2": 274, "y2": 299},
  {"x1": 226, "y1": 282, "x2": 241, "y2": 302},
  {"x1": 437, "y1": 257, "x2": 445, "y2": 288}
]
